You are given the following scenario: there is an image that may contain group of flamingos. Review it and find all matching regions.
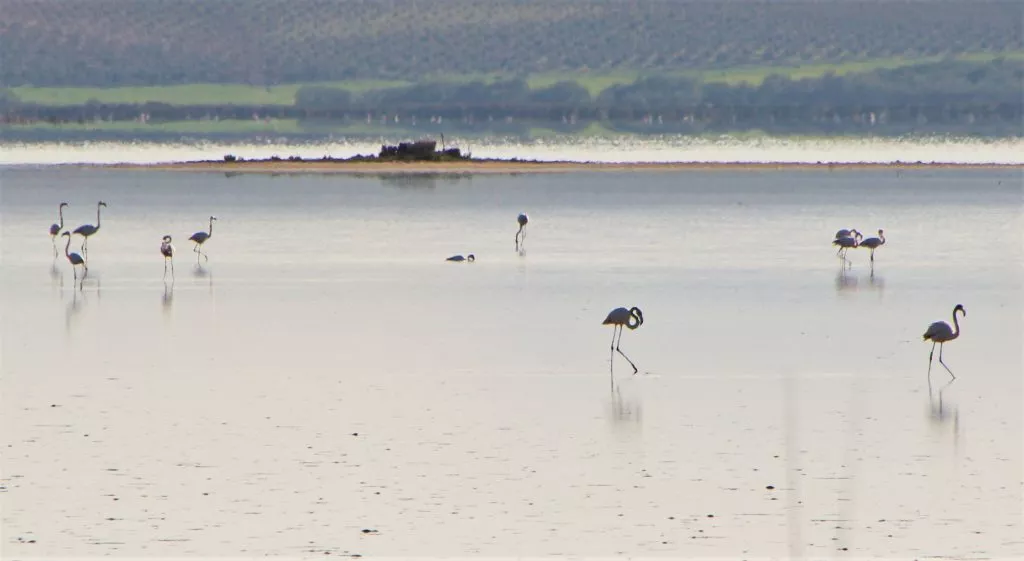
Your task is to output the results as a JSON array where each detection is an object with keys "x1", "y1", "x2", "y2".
[
  {"x1": 831, "y1": 226, "x2": 964, "y2": 378},
  {"x1": 47, "y1": 203, "x2": 964, "y2": 379},
  {"x1": 49, "y1": 201, "x2": 216, "y2": 283}
]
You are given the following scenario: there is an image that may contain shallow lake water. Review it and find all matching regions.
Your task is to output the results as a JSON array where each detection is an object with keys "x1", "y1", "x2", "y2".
[{"x1": 1, "y1": 165, "x2": 1021, "y2": 559}]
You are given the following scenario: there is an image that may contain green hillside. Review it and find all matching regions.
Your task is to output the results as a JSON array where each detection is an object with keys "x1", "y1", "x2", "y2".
[{"x1": 2, "y1": 0, "x2": 1020, "y2": 88}]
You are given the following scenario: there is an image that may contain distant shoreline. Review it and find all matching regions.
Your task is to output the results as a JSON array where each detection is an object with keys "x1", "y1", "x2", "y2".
[{"x1": 95, "y1": 158, "x2": 1023, "y2": 174}]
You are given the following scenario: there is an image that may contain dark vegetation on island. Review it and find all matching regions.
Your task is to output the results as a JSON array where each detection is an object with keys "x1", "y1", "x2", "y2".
[
  {"x1": 219, "y1": 140, "x2": 472, "y2": 164},
  {"x1": 1, "y1": 0, "x2": 1021, "y2": 137}
]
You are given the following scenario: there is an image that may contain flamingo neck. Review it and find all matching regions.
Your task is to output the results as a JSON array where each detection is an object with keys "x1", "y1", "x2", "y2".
[
  {"x1": 64, "y1": 236, "x2": 71, "y2": 257},
  {"x1": 950, "y1": 309, "x2": 962, "y2": 339},
  {"x1": 208, "y1": 218, "x2": 214, "y2": 237},
  {"x1": 95, "y1": 204, "x2": 102, "y2": 230},
  {"x1": 58, "y1": 206, "x2": 64, "y2": 228}
]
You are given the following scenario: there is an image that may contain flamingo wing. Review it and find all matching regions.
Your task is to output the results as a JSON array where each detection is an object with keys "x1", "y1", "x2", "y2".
[
  {"x1": 923, "y1": 320, "x2": 953, "y2": 341},
  {"x1": 603, "y1": 307, "x2": 629, "y2": 325}
]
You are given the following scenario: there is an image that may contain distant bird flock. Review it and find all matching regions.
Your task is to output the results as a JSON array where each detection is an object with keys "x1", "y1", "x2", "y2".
[{"x1": 47, "y1": 202, "x2": 964, "y2": 381}]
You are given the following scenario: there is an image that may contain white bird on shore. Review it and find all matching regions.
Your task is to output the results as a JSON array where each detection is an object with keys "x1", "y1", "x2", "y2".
[
  {"x1": 602, "y1": 306, "x2": 644, "y2": 374},
  {"x1": 923, "y1": 304, "x2": 966, "y2": 379}
]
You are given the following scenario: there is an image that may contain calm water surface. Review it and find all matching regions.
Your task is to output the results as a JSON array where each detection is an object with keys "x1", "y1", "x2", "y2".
[{"x1": 1, "y1": 166, "x2": 1021, "y2": 559}]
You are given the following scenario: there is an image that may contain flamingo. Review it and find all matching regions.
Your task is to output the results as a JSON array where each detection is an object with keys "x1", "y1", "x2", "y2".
[
  {"x1": 832, "y1": 230, "x2": 861, "y2": 264},
  {"x1": 515, "y1": 212, "x2": 528, "y2": 250},
  {"x1": 189, "y1": 216, "x2": 217, "y2": 263},
  {"x1": 446, "y1": 254, "x2": 475, "y2": 262},
  {"x1": 858, "y1": 229, "x2": 886, "y2": 262},
  {"x1": 602, "y1": 306, "x2": 644, "y2": 374},
  {"x1": 49, "y1": 202, "x2": 68, "y2": 256},
  {"x1": 160, "y1": 235, "x2": 175, "y2": 279},
  {"x1": 72, "y1": 201, "x2": 107, "y2": 257},
  {"x1": 923, "y1": 304, "x2": 966, "y2": 379},
  {"x1": 60, "y1": 231, "x2": 87, "y2": 284},
  {"x1": 834, "y1": 228, "x2": 856, "y2": 240}
]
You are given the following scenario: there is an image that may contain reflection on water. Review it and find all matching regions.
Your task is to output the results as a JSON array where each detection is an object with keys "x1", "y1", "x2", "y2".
[
  {"x1": 192, "y1": 264, "x2": 213, "y2": 295},
  {"x1": 867, "y1": 268, "x2": 885, "y2": 292},
  {"x1": 607, "y1": 381, "x2": 643, "y2": 431},
  {"x1": 835, "y1": 267, "x2": 885, "y2": 295},
  {"x1": 49, "y1": 261, "x2": 63, "y2": 290},
  {"x1": 927, "y1": 378, "x2": 963, "y2": 452},
  {"x1": 375, "y1": 172, "x2": 473, "y2": 190},
  {"x1": 63, "y1": 281, "x2": 98, "y2": 333},
  {"x1": 162, "y1": 281, "x2": 174, "y2": 314},
  {"x1": 835, "y1": 267, "x2": 857, "y2": 292}
]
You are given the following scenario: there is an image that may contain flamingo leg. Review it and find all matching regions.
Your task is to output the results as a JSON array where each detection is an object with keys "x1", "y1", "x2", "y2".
[
  {"x1": 938, "y1": 343, "x2": 955, "y2": 379},
  {"x1": 615, "y1": 328, "x2": 639, "y2": 375},
  {"x1": 927, "y1": 341, "x2": 936, "y2": 375}
]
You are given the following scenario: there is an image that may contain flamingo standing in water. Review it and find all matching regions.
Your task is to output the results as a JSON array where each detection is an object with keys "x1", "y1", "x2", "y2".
[
  {"x1": 61, "y1": 231, "x2": 87, "y2": 284},
  {"x1": 832, "y1": 230, "x2": 862, "y2": 264},
  {"x1": 72, "y1": 201, "x2": 107, "y2": 257},
  {"x1": 189, "y1": 216, "x2": 217, "y2": 263},
  {"x1": 602, "y1": 306, "x2": 644, "y2": 374},
  {"x1": 923, "y1": 304, "x2": 966, "y2": 379},
  {"x1": 858, "y1": 229, "x2": 886, "y2": 262},
  {"x1": 515, "y1": 212, "x2": 528, "y2": 250},
  {"x1": 49, "y1": 202, "x2": 68, "y2": 257},
  {"x1": 160, "y1": 235, "x2": 176, "y2": 279}
]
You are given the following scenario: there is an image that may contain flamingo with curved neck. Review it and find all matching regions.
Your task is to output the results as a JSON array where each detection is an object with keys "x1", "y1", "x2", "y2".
[
  {"x1": 49, "y1": 202, "x2": 68, "y2": 256},
  {"x1": 61, "y1": 231, "x2": 88, "y2": 283},
  {"x1": 72, "y1": 201, "x2": 107, "y2": 257},
  {"x1": 923, "y1": 304, "x2": 966, "y2": 378}
]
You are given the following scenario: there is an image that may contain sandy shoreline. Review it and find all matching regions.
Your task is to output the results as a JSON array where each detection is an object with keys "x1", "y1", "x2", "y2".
[{"x1": 91, "y1": 159, "x2": 1023, "y2": 174}]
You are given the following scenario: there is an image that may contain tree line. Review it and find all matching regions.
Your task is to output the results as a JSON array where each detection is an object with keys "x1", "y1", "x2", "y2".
[{"x1": 3, "y1": 60, "x2": 1021, "y2": 137}]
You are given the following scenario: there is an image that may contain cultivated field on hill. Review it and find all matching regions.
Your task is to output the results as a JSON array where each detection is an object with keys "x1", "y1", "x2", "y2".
[{"x1": 2, "y1": 0, "x2": 1020, "y2": 88}]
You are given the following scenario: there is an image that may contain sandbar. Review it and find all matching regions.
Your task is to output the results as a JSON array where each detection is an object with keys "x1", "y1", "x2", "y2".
[{"x1": 94, "y1": 158, "x2": 1022, "y2": 175}]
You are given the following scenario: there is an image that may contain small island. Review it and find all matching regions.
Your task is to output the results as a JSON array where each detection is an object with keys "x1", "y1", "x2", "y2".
[{"x1": 97, "y1": 138, "x2": 1022, "y2": 175}]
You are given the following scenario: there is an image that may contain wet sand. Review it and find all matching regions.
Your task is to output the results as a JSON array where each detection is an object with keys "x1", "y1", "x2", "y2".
[{"x1": 95, "y1": 158, "x2": 1024, "y2": 175}]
